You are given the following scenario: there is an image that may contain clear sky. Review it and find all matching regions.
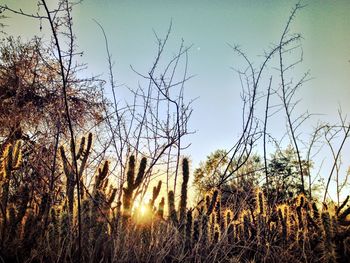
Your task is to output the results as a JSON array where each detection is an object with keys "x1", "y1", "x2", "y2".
[
  {"x1": 72, "y1": 0, "x2": 350, "y2": 169},
  {"x1": 2, "y1": 0, "x2": 350, "y2": 198}
]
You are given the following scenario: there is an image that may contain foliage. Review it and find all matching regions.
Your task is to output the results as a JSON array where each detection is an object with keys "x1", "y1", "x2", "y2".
[
  {"x1": 1, "y1": 147, "x2": 350, "y2": 262},
  {"x1": 264, "y1": 145, "x2": 312, "y2": 203},
  {"x1": 0, "y1": 1, "x2": 349, "y2": 262},
  {"x1": 0, "y1": 36, "x2": 102, "y2": 140},
  {"x1": 193, "y1": 149, "x2": 262, "y2": 195},
  {"x1": 193, "y1": 147, "x2": 314, "y2": 207}
]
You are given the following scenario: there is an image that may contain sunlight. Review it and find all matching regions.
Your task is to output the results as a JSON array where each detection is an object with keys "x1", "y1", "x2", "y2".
[
  {"x1": 3, "y1": 0, "x2": 350, "y2": 261},
  {"x1": 133, "y1": 193, "x2": 153, "y2": 223},
  {"x1": 139, "y1": 204, "x2": 148, "y2": 216}
]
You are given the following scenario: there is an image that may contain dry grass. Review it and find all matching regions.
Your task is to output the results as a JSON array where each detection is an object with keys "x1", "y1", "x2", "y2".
[{"x1": 1, "y1": 140, "x2": 350, "y2": 263}]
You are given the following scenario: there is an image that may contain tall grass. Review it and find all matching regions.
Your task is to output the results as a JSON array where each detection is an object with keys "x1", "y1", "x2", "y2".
[{"x1": 0, "y1": 138, "x2": 350, "y2": 262}]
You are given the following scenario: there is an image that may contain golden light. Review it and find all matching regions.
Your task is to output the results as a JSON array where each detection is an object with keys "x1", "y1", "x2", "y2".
[
  {"x1": 140, "y1": 204, "x2": 148, "y2": 216},
  {"x1": 133, "y1": 193, "x2": 153, "y2": 223}
]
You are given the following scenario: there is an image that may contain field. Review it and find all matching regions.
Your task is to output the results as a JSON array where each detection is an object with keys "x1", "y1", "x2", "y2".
[{"x1": 0, "y1": 1, "x2": 350, "y2": 262}]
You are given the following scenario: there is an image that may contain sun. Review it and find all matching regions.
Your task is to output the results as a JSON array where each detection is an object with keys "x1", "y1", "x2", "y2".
[
  {"x1": 133, "y1": 193, "x2": 153, "y2": 223},
  {"x1": 140, "y1": 204, "x2": 148, "y2": 216}
]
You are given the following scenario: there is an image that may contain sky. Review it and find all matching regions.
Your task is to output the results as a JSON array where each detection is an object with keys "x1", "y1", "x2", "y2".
[
  {"x1": 2, "y1": 0, "x2": 350, "y2": 199},
  {"x1": 72, "y1": 0, "x2": 350, "y2": 156}
]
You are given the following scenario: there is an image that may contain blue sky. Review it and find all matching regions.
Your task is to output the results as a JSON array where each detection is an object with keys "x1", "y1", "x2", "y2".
[
  {"x1": 72, "y1": 0, "x2": 350, "y2": 164},
  {"x1": 3, "y1": 0, "x2": 350, "y2": 198}
]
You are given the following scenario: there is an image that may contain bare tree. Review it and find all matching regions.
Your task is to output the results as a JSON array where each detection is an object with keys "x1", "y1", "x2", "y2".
[
  {"x1": 322, "y1": 111, "x2": 350, "y2": 203},
  {"x1": 95, "y1": 21, "x2": 194, "y2": 205},
  {"x1": 213, "y1": 3, "x2": 305, "y2": 194},
  {"x1": 277, "y1": 2, "x2": 311, "y2": 194}
]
